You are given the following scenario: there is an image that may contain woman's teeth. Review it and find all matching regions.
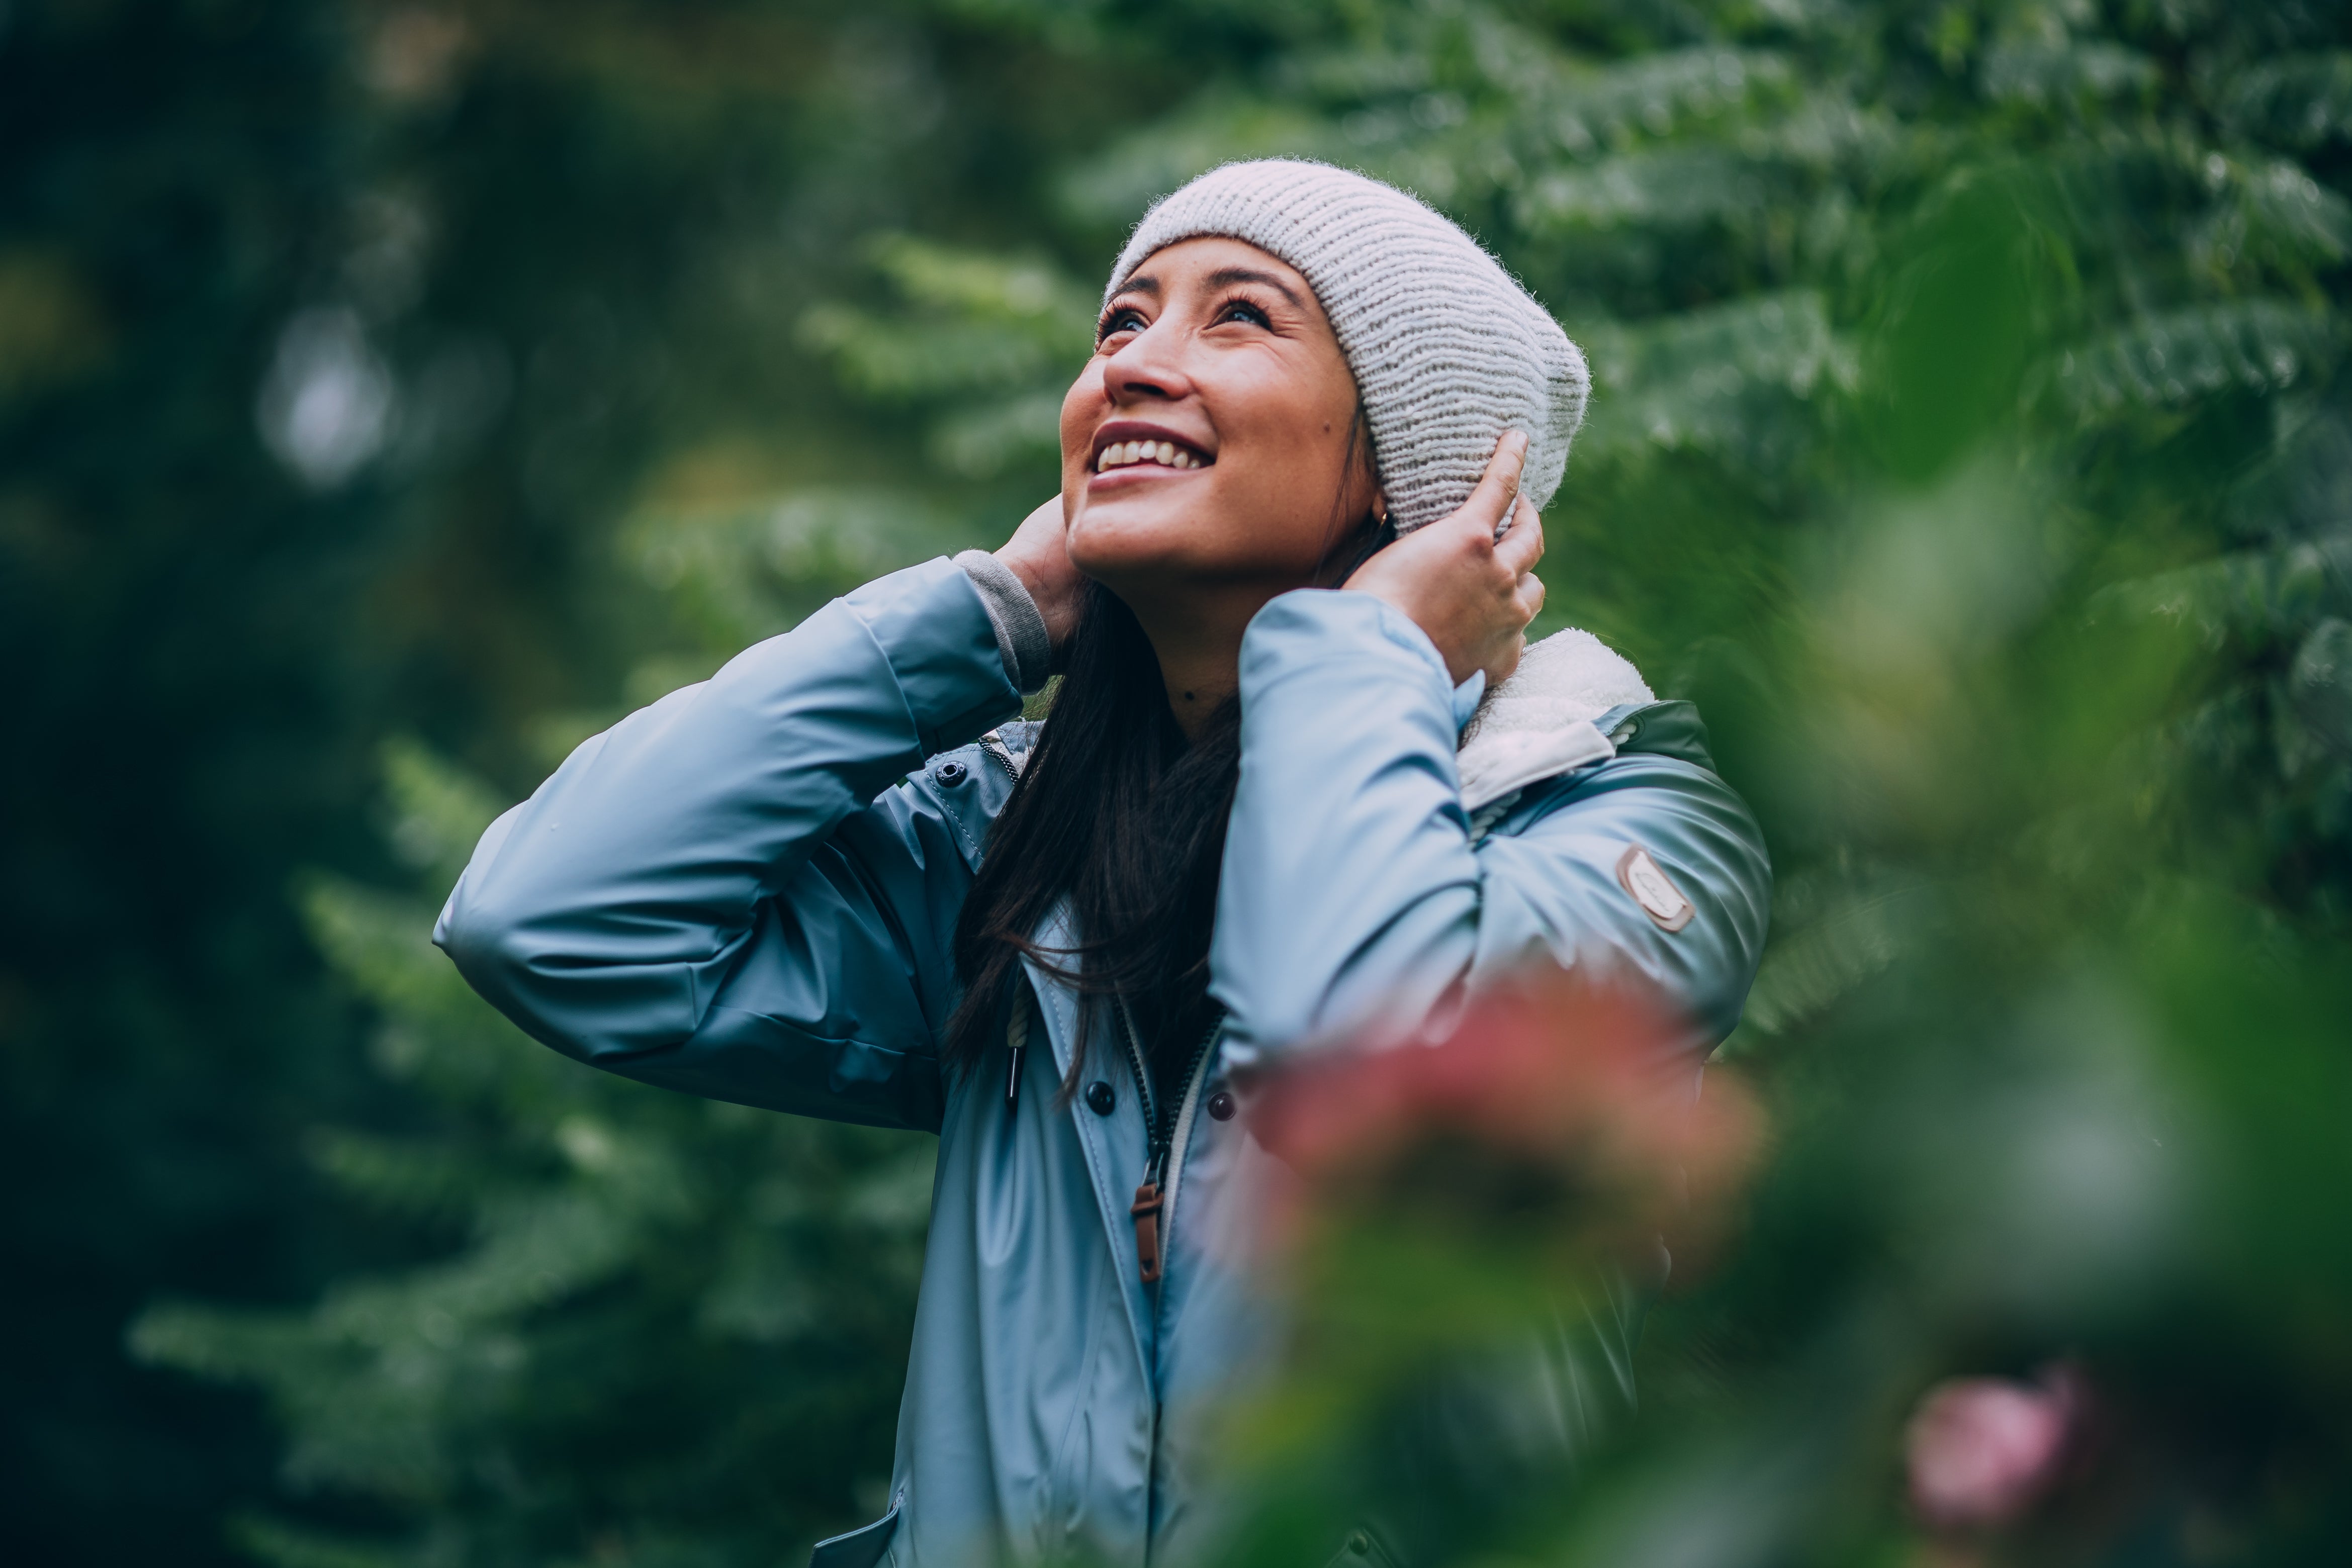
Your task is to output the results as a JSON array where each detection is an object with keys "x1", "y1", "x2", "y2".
[{"x1": 1096, "y1": 439, "x2": 1205, "y2": 472}]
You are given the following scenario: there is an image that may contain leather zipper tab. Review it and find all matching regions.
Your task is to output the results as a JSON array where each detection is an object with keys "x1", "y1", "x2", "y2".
[
  {"x1": 1130, "y1": 1181, "x2": 1164, "y2": 1284},
  {"x1": 1111, "y1": 999, "x2": 1223, "y2": 1288}
]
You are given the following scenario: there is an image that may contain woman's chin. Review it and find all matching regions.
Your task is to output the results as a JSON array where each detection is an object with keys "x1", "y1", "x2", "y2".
[
  {"x1": 1067, "y1": 485, "x2": 1326, "y2": 598},
  {"x1": 1066, "y1": 501, "x2": 1212, "y2": 579}
]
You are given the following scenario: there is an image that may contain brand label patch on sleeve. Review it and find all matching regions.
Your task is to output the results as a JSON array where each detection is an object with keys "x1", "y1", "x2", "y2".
[{"x1": 1616, "y1": 844, "x2": 1694, "y2": 932}]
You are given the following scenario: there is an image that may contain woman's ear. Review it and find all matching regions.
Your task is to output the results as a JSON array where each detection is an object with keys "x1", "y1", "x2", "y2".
[{"x1": 1321, "y1": 504, "x2": 1398, "y2": 588}]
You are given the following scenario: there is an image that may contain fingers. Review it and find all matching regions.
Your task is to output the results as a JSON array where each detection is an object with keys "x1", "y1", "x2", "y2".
[
  {"x1": 1456, "y1": 430, "x2": 1529, "y2": 541},
  {"x1": 1353, "y1": 433, "x2": 1549, "y2": 687},
  {"x1": 1495, "y1": 496, "x2": 1544, "y2": 574},
  {"x1": 1003, "y1": 495, "x2": 1066, "y2": 554},
  {"x1": 1000, "y1": 495, "x2": 1086, "y2": 648}
]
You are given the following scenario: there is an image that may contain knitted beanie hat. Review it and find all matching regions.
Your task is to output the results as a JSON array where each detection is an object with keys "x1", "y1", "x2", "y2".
[{"x1": 1106, "y1": 159, "x2": 1587, "y2": 535}]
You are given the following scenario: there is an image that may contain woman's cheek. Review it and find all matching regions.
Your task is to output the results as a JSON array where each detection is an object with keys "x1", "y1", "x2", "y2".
[
  {"x1": 1059, "y1": 366, "x2": 1105, "y2": 490},
  {"x1": 1230, "y1": 444, "x2": 1347, "y2": 573}
]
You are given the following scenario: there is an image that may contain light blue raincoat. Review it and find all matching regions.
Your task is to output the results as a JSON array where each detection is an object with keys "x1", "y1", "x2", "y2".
[{"x1": 436, "y1": 558, "x2": 1770, "y2": 1566}]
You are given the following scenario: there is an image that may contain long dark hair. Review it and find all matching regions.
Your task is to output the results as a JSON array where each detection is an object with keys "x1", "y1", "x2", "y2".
[{"x1": 944, "y1": 408, "x2": 1390, "y2": 1093}]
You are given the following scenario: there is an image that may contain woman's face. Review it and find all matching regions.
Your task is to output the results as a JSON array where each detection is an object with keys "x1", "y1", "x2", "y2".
[{"x1": 1059, "y1": 238, "x2": 1379, "y2": 617}]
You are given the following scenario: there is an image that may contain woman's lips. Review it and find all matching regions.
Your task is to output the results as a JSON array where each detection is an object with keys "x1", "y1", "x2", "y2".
[{"x1": 1086, "y1": 458, "x2": 1209, "y2": 490}]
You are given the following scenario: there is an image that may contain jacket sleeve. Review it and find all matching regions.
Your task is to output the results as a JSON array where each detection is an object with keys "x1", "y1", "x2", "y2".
[
  {"x1": 1210, "y1": 590, "x2": 1771, "y2": 1069},
  {"x1": 432, "y1": 558, "x2": 1022, "y2": 1131}
]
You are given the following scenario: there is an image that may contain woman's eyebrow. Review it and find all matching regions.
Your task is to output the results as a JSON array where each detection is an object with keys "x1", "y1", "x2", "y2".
[{"x1": 1202, "y1": 265, "x2": 1305, "y2": 308}]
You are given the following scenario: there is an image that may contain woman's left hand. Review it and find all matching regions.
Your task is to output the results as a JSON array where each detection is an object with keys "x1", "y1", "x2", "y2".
[
  {"x1": 1343, "y1": 431, "x2": 1546, "y2": 688},
  {"x1": 996, "y1": 496, "x2": 1087, "y2": 653}
]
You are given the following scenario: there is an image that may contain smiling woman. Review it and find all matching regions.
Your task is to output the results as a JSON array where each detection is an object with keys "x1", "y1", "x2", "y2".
[
  {"x1": 1042, "y1": 237, "x2": 1391, "y2": 729},
  {"x1": 1071, "y1": 242, "x2": 1374, "y2": 609},
  {"x1": 433, "y1": 160, "x2": 1772, "y2": 1567}
]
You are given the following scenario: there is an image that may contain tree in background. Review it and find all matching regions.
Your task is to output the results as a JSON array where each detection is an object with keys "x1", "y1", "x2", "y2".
[
  {"x1": 2, "y1": 8, "x2": 419, "y2": 1560},
  {"x1": 139, "y1": 740, "x2": 935, "y2": 1564},
  {"x1": 79, "y1": 0, "x2": 2352, "y2": 1562}
]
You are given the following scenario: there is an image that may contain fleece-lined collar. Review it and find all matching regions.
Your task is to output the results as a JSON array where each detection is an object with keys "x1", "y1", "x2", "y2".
[{"x1": 1455, "y1": 627, "x2": 1653, "y2": 812}]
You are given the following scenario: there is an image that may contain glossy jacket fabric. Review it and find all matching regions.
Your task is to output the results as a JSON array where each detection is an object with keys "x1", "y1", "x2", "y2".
[{"x1": 434, "y1": 558, "x2": 1772, "y2": 1566}]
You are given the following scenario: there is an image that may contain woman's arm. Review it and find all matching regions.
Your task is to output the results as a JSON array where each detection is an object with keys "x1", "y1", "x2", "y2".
[
  {"x1": 1209, "y1": 589, "x2": 1771, "y2": 1070},
  {"x1": 433, "y1": 558, "x2": 1024, "y2": 1129}
]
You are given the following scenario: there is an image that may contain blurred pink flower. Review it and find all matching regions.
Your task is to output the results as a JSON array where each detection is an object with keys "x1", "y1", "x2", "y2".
[
  {"x1": 1906, "y1": 1364, "x2": 2089, "y2": 1531},
  {"x1": 1249, "y1": 968, "x2": 1761, "y2": 1257}
]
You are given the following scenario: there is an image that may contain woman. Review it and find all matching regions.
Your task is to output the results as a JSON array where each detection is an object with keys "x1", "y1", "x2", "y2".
[{"x1": 437, "y1": 160, "x2": 1771, "y2": 1567}]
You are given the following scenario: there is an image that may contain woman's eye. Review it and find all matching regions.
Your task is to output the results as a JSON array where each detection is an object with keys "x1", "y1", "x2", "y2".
[
  {"x1": 1097, "y1": 309, "x2": 1146, "y2": 343},
  {"x1": 1219, "y1": 299, "x2": 1271, "y2": 328}
]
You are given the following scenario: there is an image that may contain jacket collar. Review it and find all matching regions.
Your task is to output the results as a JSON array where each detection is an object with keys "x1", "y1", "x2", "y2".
[{"x1": 982, "y1": 626, "x2": 1652, "y2": 815}]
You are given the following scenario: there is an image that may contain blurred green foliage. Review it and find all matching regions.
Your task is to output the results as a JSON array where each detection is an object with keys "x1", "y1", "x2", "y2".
[
  {"x1": 5, "y1": 0, "x2": 2348, "y2": 1562},
  {"x1": 135, "y1": 743, "x2": 935, "y2": 1565}
]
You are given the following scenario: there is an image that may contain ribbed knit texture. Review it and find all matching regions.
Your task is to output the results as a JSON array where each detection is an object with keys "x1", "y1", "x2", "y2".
[
  {"x1": 954, "y1": 549, "x2": 1053, "y2": 694},
  {"x1": 1108, "y1": 159, "x2": 1588, "y2": 534}
]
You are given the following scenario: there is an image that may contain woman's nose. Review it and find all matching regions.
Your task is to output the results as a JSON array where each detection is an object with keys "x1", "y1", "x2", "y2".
[{"x1": 1101, "y1": 322, "x2": 1193, "y2": 405}]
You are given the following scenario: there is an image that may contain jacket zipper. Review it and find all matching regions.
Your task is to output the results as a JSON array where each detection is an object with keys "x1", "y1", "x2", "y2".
[
  {"x1": 978, "y1": 730, "x2": 1022, "y2": 784},
  {"x1": 1116, "y1": 999, "x2": 1221, "y2": 1285},
  {"x1": 1151, "y1": 1033, "x2": 1222, "y2": 1284},
  {"x1": 984, "y1": 732, "x2": 1028, "y2": 1117}
]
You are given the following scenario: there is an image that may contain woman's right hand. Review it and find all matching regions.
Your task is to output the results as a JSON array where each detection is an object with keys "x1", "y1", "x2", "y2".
[{"x1": 996, "y1": 496, "x2": 1086, "y2": 653}]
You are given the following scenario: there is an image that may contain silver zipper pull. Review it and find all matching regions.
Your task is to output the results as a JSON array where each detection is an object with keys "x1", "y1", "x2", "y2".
[{"x1": 1005, "y1": 994, "x2": 1029, "y2": 1116}]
